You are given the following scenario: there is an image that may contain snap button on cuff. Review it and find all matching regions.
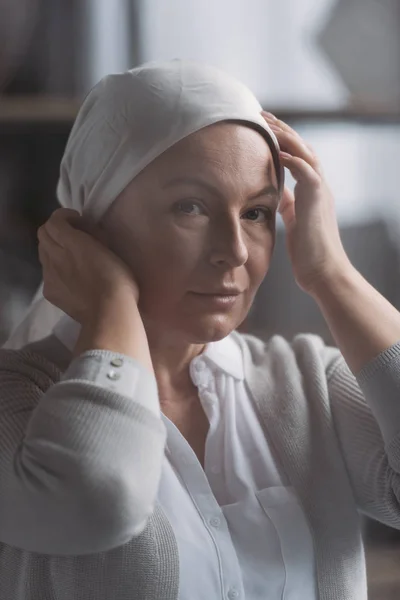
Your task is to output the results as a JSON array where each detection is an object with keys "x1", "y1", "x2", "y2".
[
  {"x1": 107, "y1": 370, "x2": 121, "y2": 381},
  {"x1": 110, "y1": 358, "x2": 124, "y2": 367}
]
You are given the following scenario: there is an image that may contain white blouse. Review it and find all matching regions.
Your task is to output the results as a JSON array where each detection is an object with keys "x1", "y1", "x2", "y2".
[{"x1": 54, "y1": 317, "x2": 317, "y2": 599}]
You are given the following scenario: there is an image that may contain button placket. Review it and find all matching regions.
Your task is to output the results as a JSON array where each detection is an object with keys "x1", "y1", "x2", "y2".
[
  {"x1": 201, "y1": 391, "x2": 216, "y2": 404},
  {"x1": 190, "y1": 358, "x2": 213, "y2": 389},
  {"x1": 210, "y1": 517, "x2": 221, "y2": 528},
  {"x1": 194, "y1": 359, "x2": 207, "y2": 372}
]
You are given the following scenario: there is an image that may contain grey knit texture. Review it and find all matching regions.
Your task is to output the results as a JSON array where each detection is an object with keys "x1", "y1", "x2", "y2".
[{"x1": 1, "y1": 331, "x2": 400, "y2": 599}]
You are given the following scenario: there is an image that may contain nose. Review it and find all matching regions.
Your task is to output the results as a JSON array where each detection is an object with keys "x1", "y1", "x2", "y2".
[{"x1": 209, "y1": 216, "x2": 248, "y2": 268}]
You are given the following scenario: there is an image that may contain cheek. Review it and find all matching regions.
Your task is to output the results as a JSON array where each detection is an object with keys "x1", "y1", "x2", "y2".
[
  {"x1": 246, "y1": 235, "x2": 275, "y2": 286},
  {"x1": 132, "y1": 233, "x2": 203, "y2": 291}
]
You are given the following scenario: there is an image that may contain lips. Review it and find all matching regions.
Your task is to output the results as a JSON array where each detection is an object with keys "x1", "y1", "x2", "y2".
[
  {"x1": 191, "y1": 289, "x2": 242, "y2": 296},
  {"x1": 188, "y1": 291, "x2": 241, "y2": 310}
]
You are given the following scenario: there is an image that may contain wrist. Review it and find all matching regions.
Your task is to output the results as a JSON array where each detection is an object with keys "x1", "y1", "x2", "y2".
[
  {"x1": 307, "y1": 259, "x2": 357, "y2": 302},
  {"x1": 84, "y1": 284, "x2": 139, "y2": 327},
  {"x1": 74, "y1": 297, "x2": 153, "y2": 372}
]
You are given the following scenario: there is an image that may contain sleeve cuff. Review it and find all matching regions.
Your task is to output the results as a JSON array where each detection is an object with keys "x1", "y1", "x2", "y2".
[
  {"x1": 61, "y1": 350, "x2": 160, "y2": 416},
  {"x1": 356, "y1": 340, "x2": 400, "y2": 383},
  {"x1": 355, "y1": 340, "x2": 400, "y2": 445}
]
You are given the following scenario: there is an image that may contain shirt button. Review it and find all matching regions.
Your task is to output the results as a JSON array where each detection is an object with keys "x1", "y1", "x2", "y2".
[
  {"x1": 110, "y1": 357, "x2": 124, "y2": 367},
  {"x1": 195, "y1": 360, "x2": 207, "y2": 372},
  {"x1": 210, "y1": 517, "x2": 221, "y2": 528},
  {"x1": 202, "y1": 392, "x2": 216, "y2": 404},
  {"x1": 107, "y1": 370, "x2": 121, "y2": 381},
  {"x1": 228, "y1": 589, "x2": 239, "y2": 599}
]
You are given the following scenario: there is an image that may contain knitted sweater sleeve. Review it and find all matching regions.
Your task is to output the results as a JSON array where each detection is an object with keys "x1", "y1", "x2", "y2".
[
  {"x1": 0, "y1": 347, "x2": 166, "y2": 556},
  {"x1": 326, "y1": 340, "x2": 400, "y2": 527}
]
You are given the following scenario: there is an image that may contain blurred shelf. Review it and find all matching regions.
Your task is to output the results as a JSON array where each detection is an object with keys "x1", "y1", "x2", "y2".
[
  {"x1": 270, "y1": 107, "x2": 400, "y2": 123},
  {"x1": 1, "y1": 95, "x2": 400, "y2": 127},
  {"x1": 0, "y1": 95, "x2": 81, "y2": 124}
]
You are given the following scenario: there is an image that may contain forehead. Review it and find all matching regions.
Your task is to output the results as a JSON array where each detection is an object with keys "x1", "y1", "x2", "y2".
[{"x1": 150, "y1": 122, "x2": 276, "y2": 183}]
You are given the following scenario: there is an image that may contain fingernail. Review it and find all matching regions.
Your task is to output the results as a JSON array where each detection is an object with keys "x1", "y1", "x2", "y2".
[
  {"x1": 263, "y1": 111, "x2": 277, "y2": 121},
  {"x1": 279, "y1": 151, "x2": 291, "y2": 159}
]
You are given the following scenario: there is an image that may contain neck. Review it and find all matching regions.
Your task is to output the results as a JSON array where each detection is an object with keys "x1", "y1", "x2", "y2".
[{"x1": 145, "y1": 326, "x2": 206, "y2": 406}]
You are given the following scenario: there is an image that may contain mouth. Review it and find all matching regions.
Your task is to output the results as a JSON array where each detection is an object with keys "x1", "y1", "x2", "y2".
[
  {"x1": 188, "y1": 291, "x2": 242, "y2": 308},
  {"x1": 191, "y1": 287, "x2": 243, "y2": 296}
]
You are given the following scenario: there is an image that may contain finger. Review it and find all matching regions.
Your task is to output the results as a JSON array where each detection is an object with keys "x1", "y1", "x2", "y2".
[
  {"x1": 47, "y1": 208, "x2": 82, "y2": 232},
  {"x1": 278, "y1": 185, "x2": 295, "y2": 213},
  {"x1": 262, "y1": 111, "x2": 293, "y2": 134},
  {"x1": 38, "y1": 223, "x2": 57, "y2": 246},
  {"x1": 37, "y1": 230, "x2": 53, "y2": 269},
  {"x1": 38, "y1": 222, "x2": 65, "y2": 249},
  {"x1": 280, "y1": 152, "x2": 322, "y2": 188},
  {"x1": 262, "y1": 112, "x2": 322, "y2": 175},
  {"x1": 269, "y1": 126, "x2": 320, "y2": 172},
  {"x1": 278, "y1": 186, "x2": 296, "y2": 225},
  {"x1": 49, "y1": 208, "x2": 82, "y2": 230},
  {"x1": 38, "y1": 222, "x2": 66, "y2": 253},
  {"x1": 45, "y1": 208, "x2": 84, "y2": 246},
  {"x1": 262, "y1": 111, "x2": 304, "y2": 139},
  {"x1": 262, "y1": 112, "x2": 304, "y2": 145},
  {"x1": 37, "y1": 239, "x2": 48, "y2": 267},
  {"x1": 52, "y1": 207, "x2": 81, "y2": 220}
]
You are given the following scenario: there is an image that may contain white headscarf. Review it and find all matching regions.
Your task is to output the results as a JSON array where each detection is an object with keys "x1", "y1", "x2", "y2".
[{"x1": 3, "y1": 59, "x2": 283, "y2": 350}]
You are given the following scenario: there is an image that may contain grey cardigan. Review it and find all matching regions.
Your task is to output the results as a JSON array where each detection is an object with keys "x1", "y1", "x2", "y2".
[{"x1": 1, "y1": 330, "x2": 400, "y2": 600}]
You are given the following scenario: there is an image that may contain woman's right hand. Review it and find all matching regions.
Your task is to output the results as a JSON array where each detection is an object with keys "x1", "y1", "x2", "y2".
[{"x1": 37, "y1": 208, "x2": 140, "y2": 325}]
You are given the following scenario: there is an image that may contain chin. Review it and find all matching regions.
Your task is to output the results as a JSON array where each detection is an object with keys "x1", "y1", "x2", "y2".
[
  {"x1": 179, "y1": 314, "x2": 242, "y2": 344},
  {"x1": 141, "y1": 299, "x2": 251, "y2": 344}
]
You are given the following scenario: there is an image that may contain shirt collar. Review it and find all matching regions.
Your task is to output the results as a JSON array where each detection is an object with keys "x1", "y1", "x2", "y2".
[
  {"x1": 53, "y1": 314, "x2": 244, "y2": 381},
  {"x1": 196, "y1": 334, "x2": 244, "y2": 381}
]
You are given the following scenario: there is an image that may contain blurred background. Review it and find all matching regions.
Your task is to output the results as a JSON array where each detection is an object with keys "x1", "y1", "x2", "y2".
[{"x1": 0, "y1": 0, "x2": 400, "y2": 597}]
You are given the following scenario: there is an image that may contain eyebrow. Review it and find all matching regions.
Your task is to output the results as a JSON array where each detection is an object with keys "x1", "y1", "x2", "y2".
[{"x1": 162, "y1": 176, "x2": 279, "y2": 202}]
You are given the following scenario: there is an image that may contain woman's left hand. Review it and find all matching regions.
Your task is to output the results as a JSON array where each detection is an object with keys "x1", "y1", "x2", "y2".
[{"x1": 262, "y1": 111, "x2": 352, "y2": 296}]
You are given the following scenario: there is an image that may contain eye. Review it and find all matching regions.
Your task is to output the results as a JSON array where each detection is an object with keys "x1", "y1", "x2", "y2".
[
  {"x1": 176, "y1": 200, "x2": 205, "y2": 216},
  {"x1": 243, "y1": 207, "x2": 274, "y2": 223}
]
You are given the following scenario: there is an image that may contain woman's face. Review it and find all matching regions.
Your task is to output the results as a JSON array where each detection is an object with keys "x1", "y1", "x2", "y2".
[{"x1": 100, "y1": 122, "x2": 279, "y2": 343}]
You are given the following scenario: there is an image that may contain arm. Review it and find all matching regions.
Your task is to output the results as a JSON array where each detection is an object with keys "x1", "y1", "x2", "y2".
[
  {"x1": 262, "y1": 113, "x2": 400, "y2": 522},
  {"x1": 326, "y1": 347, "x2": 400, "y2": 526},
  {"x1": 0, "y1": 302, "x2": 166, "y2": 556},
  {"x1": 261, "y1": 112, "x2": 400, "y2": 374},
  {"x1": 312, "y1": 263, "x2": 400, "y2": 375},
  {"x1": 313, "y1": 266, "x2": 400, "y2": 525}
]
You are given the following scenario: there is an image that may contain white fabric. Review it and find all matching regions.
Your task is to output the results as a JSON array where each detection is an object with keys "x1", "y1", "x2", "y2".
[
  {"x1": 53, "y1": 315, "x2": 317, "y2": 599},
  {"x1": 3, "y1": 59, "x2": 283, "y2": 351}
]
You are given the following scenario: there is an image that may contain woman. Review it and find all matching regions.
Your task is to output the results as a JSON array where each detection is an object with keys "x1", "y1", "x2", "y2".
[{"x1": 1, "y1": 59, "x2": 400, "y2": 600}]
